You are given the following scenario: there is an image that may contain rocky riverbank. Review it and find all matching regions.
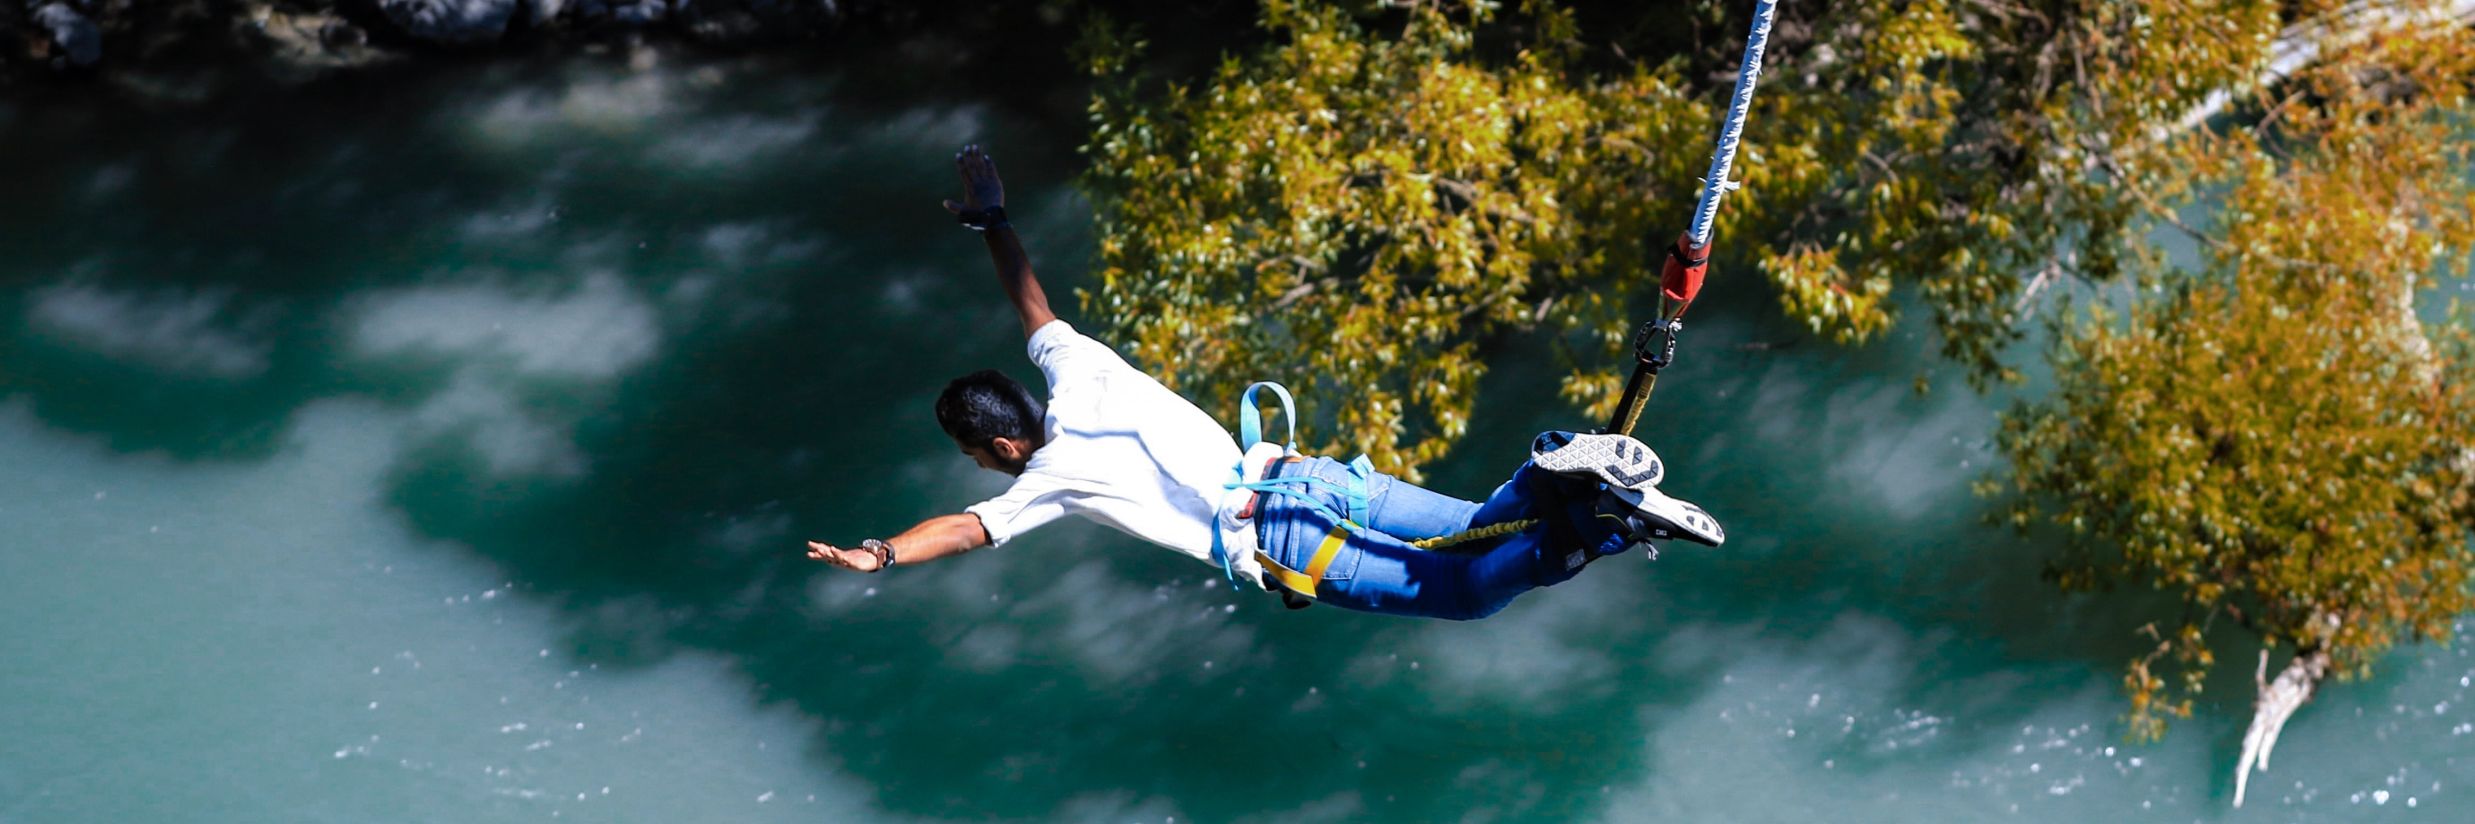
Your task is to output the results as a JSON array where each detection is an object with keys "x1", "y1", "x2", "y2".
[{"x1": 4, "y1": 1, "x2": 891, "y2": 80}]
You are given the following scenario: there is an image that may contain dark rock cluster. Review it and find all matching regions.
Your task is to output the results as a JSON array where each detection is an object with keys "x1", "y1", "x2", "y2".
[
  {"x1": 367, "y1": 1, "x2": 844, "y2": 45},
  {"x1": 5, "y1": 0, "x2": 857, "y2": 79},
  {"x1": 20, "y1": 1, "x2": 108, "y2": 69}
]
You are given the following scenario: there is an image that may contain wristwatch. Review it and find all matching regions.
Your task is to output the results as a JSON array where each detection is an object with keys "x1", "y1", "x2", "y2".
[
  {"x1": 860, "y1": 538, "x2": 897, "y2": 571},
  {"x1": 955, "y1": 205, "x2": 1009, "y2": 232}
]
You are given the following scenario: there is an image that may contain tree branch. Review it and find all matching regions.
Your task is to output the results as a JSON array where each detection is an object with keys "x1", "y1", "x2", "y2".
[
  {"x1": 2233, "y1": 614, "x2": 2337, "y2": 808},
  {"x1": 2082, "y1": 140, "x2": 2337, "y2": 275},
  {"x1": 1272, "y1": 276, "x2": 1342, "y2": 311}
]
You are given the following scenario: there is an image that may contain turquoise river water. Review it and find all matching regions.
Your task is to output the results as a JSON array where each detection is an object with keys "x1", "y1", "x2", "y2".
[{"x1": 2, "y1": 50, "x2": 2472, "y2": 823}]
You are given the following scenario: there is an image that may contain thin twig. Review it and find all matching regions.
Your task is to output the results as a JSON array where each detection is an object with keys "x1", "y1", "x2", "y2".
[
  {"x1": 2083, "y1": 139, "x2": 2338, "y2": 274},
  {"x1": 1272, "y1": 276, "x2": 1341, "y2": 311}
]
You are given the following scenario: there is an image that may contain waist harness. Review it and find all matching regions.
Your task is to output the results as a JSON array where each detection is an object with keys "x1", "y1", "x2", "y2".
[{"x1": 1209, "y1": 381, "x2": 1378, "y2": 607}]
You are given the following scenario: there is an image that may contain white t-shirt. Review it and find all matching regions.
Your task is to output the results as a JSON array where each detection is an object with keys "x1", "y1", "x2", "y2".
[{"x1": 964, "y1": 320, "x2": 1242, "y2": 564}]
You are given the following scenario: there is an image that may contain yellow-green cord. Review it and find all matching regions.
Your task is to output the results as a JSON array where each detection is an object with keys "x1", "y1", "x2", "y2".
[{"x1": 1410, "y1": 518, "x2": 1540, "y2": 551}]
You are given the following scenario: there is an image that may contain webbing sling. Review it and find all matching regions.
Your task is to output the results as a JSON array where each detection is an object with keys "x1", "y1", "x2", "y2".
[
  {"x1": 1237, "y1": 381, "x2": 1294, "y2": 455},
  {"x1": 1210, "y1": 382, "x2": 1301, "y2": 585}
]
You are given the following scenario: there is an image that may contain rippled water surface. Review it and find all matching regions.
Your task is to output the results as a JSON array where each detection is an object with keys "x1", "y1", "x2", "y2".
[{"x1": 2, "y1": 54, "x2": 2470, "y2": 823}]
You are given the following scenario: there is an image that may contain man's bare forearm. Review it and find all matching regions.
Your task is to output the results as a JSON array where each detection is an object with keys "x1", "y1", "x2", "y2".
[
  {"x1": 883, "y1": 513, "x2": 993, "y2": 567},
  {"x1": 983, "y1": 226, "x2": 1057, "y2": 337}
]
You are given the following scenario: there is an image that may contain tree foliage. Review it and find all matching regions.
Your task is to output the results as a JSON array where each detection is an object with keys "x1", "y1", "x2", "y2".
[
  {"x1": 1076, "y1": 0, "x2": 2329, "y2": 470},
  {"x1": 1993, "y1": 2, "x2": 2475, "y2": 739},
  {"x1": 1080, "y1": 0, "x2": 1711, "y2": 475},
  {"x1": 1078, "y1": 0, "x2": 2475, "y2": 738}
]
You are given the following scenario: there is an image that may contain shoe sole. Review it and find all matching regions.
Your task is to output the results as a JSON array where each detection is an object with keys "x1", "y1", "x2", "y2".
[
  {"x1": 1608, "y1": 487, "x2": 1726, "y2": 547},
  {"x1": 1531, "y1": 431, "x2": 1664, "y2": 490}
]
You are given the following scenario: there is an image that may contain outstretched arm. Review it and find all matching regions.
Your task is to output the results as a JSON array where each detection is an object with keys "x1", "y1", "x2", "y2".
[
  {"x1": 806, "y1": 513, "x2": 991, "y2": 573},
  {"x1": 941, "y1": 144, "x2": 1057, "y2": 338}
]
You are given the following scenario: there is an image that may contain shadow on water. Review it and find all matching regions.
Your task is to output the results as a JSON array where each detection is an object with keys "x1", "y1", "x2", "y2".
[{"x1": 0, "y1": 27, "x2": 2313, "y2": 822}]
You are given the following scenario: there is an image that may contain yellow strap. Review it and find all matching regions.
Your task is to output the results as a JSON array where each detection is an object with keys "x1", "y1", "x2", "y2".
[
  {"x1": 1254, "y1": 524, "x2": 1353, "y2": 599},
  {"x1": 1304, "y1": 525, "x2": 1350, "y2": 579}
]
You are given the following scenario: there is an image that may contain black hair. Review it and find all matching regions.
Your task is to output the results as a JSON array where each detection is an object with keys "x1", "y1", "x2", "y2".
[{"x1": 935, "y1": 369, "x2": 1046, "y2": 449}]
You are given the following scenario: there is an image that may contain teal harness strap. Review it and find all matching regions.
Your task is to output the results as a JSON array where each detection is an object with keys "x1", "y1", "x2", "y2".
[
  {"x1": 1231, "y1": 477, "x2": 1360, "y2": 529},
  {"x1": 1211, "y1": 382, "x2": 1379, "y2": 590},
  {"x1": 1213, "y1": 382, "x2": 1303, "y2": 587},
  {"x1": 1210, "y1": 512, "x2": 1238, "y2": 586},
  {"x1": 1239, "y1": 382, "x2": 1296, "y2": 451},
  {"x1": 1345, "y1": 455, "x2": 1376, "y2": 524}
]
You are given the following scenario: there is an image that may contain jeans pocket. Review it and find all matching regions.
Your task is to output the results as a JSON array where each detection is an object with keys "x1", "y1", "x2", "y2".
[{"x1": 1269, "y1": 504, "x2": 1362, "y2": 584}]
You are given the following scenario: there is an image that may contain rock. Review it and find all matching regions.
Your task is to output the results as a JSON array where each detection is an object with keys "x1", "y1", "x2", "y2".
[
  {"x1": 672, "y1": 0, "x2": 837, "y2": 43},
  {"x1": 31, "y1": 2, "x2": 103, "y2": 68},
  {"x1": 246, "y1": 3, "x2": 393, "y2": 77},
  {"x1": 603, "y1": 0, "x2": 673, "y2": 26},
  {"x1": 322, "y1": 18, "x2": 371, "y2": 49},
  {"x1": 560, "y1": 1, "x2": 665, "y2": 27},
  {"x1": 374, "y1": 0, "x2": 519, "y2": 45}
]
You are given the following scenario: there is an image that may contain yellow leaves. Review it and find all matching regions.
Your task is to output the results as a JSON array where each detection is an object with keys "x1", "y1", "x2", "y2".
[
  {"x1": 2000, "y1": 85, "x2": 2475, "y2": 728},
  {"x1": 1760, "y1": 244, "x2": 1892, "y2": 344},
  {"x1": 1080, "y1": 1, "x2": 1709, "y2": 479},
  {"x1": 1559, "y1": 370, "x2": 1624, "y2": 424},
  {"x1": 1099, "y1": 7, "x2": 2472, "y2": 741}
]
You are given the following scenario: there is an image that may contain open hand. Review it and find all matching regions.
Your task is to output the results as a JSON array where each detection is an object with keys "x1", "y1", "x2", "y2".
[
  {"x1": 805, "y1": 540, "x2": 884, "y2": 573},
  {"x1": 940, "y1": 143, "x2": 1006, "y2": 215}
]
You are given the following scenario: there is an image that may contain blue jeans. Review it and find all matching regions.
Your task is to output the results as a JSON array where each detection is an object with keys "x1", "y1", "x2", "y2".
[{"x1": 1252, "y1": 457, "x2": 1632, "y2": 620}]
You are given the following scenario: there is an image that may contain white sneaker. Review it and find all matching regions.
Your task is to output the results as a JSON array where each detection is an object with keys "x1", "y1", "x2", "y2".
[
  {"x1": 1530, "y1": 431, "x2": 1664, "y2": 490},
  {"x1": 1601, "y1": 487, "x2": 1726, "y2": 547}
]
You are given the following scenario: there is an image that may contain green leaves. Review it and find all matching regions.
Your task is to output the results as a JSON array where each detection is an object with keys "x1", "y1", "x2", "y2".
[
  {"x1": 1995, "y1": 1, "x2": 2475, "y2": 740},
  {"x1": 1080, "y1": 0, "x2": 2475, "y2": 744},
  {"x1": 1081, "y1": 1, "x2": 1700, "y2": 477}
]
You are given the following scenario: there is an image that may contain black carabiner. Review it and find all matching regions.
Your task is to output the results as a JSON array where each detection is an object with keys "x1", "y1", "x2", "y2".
[{"x1": 1633, "y1": 318, "x2": 1682, "y2": 372}]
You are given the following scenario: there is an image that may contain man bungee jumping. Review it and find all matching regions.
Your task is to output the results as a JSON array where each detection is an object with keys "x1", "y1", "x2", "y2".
[{"x1": 802, "y1": 145, "x2": 1724, "y2": 620}]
